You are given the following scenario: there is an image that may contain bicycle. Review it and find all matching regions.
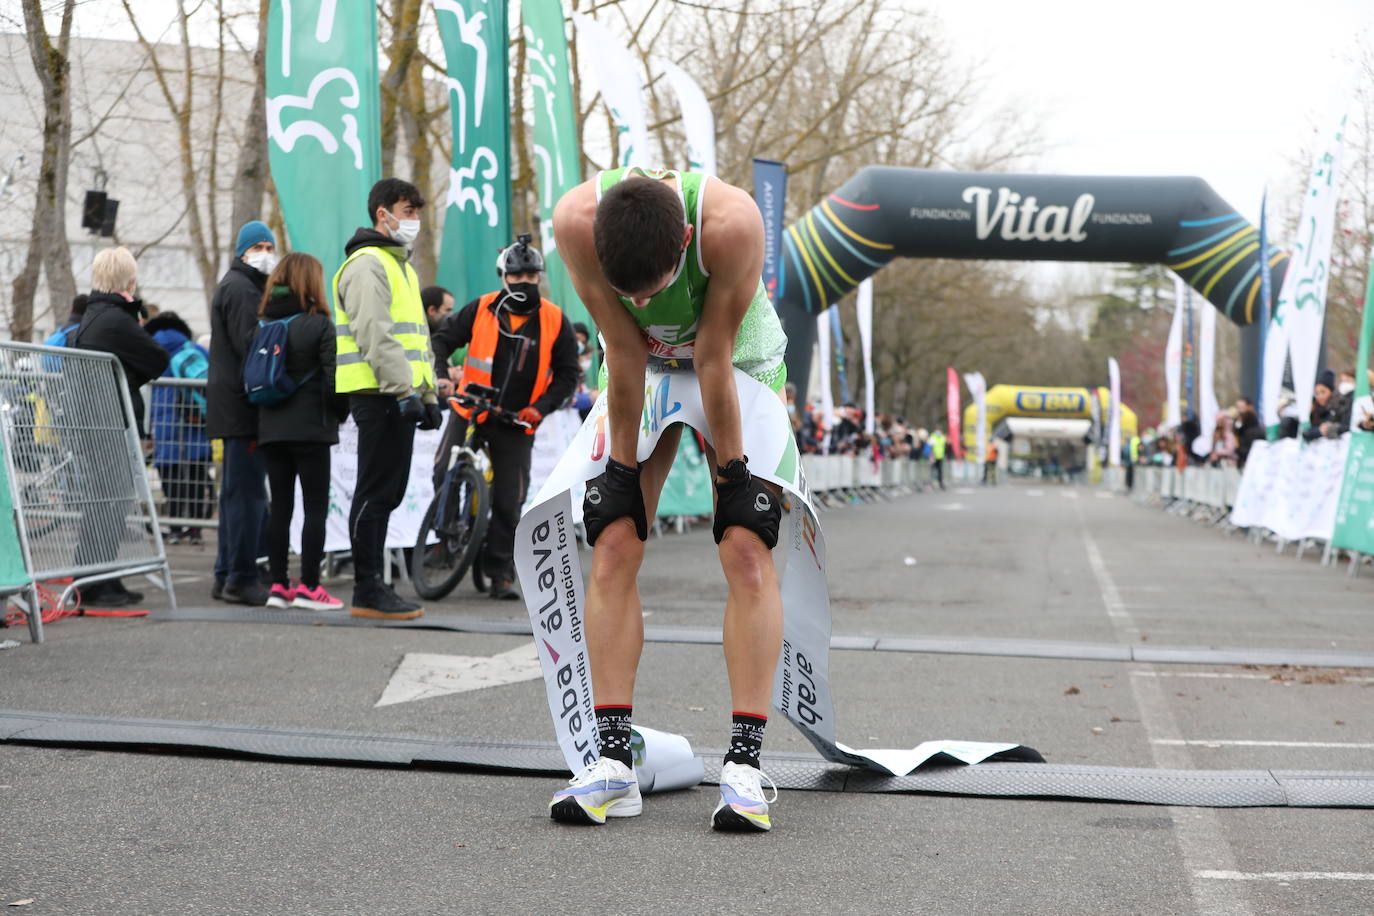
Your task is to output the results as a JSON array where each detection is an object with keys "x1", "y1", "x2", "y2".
[{"x1": 410, "y1": 383, "x2": 528, "y2": 600}]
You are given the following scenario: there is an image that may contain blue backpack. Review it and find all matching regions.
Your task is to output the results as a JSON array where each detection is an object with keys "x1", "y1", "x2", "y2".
[
  {"x1": 40, "y1": 321, "x2": 80, "y2": 372},
  {"x1": 243, "y1": 315, "x2": 314, "y2": 406}
]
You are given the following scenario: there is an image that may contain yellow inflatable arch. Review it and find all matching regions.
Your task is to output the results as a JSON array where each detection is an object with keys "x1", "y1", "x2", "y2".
[{"x1": 961, "y1": 384, "x2": 1138, "y2": 454}]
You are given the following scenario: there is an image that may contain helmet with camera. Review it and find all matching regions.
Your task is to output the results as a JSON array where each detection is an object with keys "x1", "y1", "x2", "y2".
[{"x1": 495, "y1": 233, "x2": 545, "y2": 276}]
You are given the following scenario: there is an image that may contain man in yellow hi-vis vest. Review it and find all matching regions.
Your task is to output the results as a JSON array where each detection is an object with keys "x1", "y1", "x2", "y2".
[
  {"x1": 332, "y1": 178, "x2": 440, "y2": 620},
  {"x1": 929, "y1": 429, "x2": 947, "y2": 490}
]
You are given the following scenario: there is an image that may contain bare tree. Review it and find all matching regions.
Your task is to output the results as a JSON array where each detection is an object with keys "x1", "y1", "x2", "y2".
[
  {"x1": 11, "y1": 0, "x2": 77, "y2": 341},
  {"x1": 228, "y1": 0, "x2": 270, "y2": 256}
]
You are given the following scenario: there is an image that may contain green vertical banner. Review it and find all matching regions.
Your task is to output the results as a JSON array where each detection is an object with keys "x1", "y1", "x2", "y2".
[
  {"x1": 523, "y1": 0, "x2": 589, "y2": 330},
  {"x1": 434, "y1": 0, "x2": 511, "y2": 303},
  {"x1": 0, "y1": 433, "x2": 29, "y2": 589},
  {"x1": 1330, "y1": 257, "x2": 1374, "y2": 554},
  {"x1": 265, "y1": 1, "x2": 381, "y2": 282}
]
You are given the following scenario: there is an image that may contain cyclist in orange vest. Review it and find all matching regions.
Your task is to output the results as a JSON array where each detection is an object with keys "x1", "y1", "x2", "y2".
[{"x1": 431, "y1": 235, "x2": 581, "y2": 600}]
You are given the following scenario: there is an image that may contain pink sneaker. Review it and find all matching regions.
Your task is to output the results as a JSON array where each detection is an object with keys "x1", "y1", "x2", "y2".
[
  {"x1": 292, "y1": 583, "x2": 344, "y2": 611},
  {"x1": 266, "y1": 583, "x2": 295, "y2": 608}
]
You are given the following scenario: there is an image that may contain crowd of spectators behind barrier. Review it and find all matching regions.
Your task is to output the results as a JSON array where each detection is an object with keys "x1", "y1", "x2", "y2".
[
  {"x1": 1136, "y1": 366, "x2": 1370, "y2": 473},
  {"x1": 790, "y1": 386, "x2": 943, "y2": 463}
]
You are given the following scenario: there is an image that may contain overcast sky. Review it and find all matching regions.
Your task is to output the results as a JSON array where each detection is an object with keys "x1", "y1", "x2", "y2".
[
  {"x1": 41, "y1": 0, "x2": 1374, "y2": 230},
  {"x1": 931, "y1": 0, "x2": 1371, "y2": 224}
]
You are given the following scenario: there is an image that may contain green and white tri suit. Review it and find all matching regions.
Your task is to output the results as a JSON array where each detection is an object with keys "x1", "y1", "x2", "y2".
[{"x1": 595, "y1": 167, "x2": 788, "y2": 392}]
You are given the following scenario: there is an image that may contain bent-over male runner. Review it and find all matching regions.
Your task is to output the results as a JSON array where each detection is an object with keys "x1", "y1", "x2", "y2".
[{"x1": 548, "y1": 167, "x2": 788, "y2": 831}]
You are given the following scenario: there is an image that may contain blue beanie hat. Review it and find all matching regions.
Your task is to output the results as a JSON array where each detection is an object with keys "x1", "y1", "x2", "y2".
[{"x1": 235, "y1": 220, "x2": 275, "y2": 258}]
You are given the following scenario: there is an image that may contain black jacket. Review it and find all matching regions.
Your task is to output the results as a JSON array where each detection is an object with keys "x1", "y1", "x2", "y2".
[
  {"x1": 431, "y1": 291, "x2": 580, "y2": 417},
  {"x1": 71, "y1": 292, "x2": 169, "y2": 437},
  {"x1": 207, "y1": 258, "x2": 270, "y2": 438},
  {"x1": 256, "y1": 291, "x2": 344, "y2": 447},
  {"x1": 1303, "y1": 400, "x2": 1336, "y2": 442},
  {"x1": 1234, "y1": 410, "x2": 1264, "y2": 467}
]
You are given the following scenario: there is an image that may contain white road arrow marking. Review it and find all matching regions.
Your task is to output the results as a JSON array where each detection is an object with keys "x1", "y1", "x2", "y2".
[{"x1": 375, "y1": 644, "x2": 543, "y2": 707}]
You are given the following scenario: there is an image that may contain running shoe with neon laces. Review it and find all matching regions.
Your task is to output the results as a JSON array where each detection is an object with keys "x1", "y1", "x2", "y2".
[
  {"x1": 549, "y1": 757, "x2": 642, "y2": 824},
  {"x1": 712, "y1": 761, "x2": 777, "y2": 832},
  {"x1": 265, "y1": 583, "x2": 295, "y2": 608},
  {"x1": 292, "y1": 583, "x2": 344, "y2": 611}
]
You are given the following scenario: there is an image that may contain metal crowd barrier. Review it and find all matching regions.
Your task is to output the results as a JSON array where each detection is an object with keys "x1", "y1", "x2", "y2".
[
  {"x1": 0, "y1": 342, "x2": 176, "y2": 642},
  {"x1": 799, "y1": 454, "x2": 934, "y2": 500},
  {"x1": 1126, "y1": 462, "x2": 1243, "y2": 524}
]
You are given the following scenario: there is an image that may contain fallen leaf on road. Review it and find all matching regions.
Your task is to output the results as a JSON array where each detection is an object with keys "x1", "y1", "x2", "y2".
[{"x1": 1063, "y1": 686, "x2": 1080, "y2": 696}]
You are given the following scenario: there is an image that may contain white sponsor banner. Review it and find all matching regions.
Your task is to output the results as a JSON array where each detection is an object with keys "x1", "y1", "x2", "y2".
[
  {"x1": 1266, "y1": 104, "x2": 1349, "y2": 428},
  {"x1": 1165, "y1": 277, "x2": 1184, "y2": 431},
  {"x1": 1229, "y1": 437, "x2": 1348, "y2": 541},
  {"x1": 1192, "y1": 302, "x2": 1218, "y2": 457},
  {"x1": 571, "y1": 14, "x2": 649, "y2": 168},
  {"x1": 289, "y1": 418, "x2": 440, "y2": 554},
  {"x1": 856, "y1": 279, "x2": 876, "y2": 435},
  {"x1": 1107, "y1": 357, "x2": 1122, "y2": 467},
  {"x1": 515, "y1": 367, "x2": 1037, "y2": 784},
  {"x1": 963, "y1": 371, "x2": 987, "y2": 465},
  {"x1": 655, "y1": 57, "x2": 715, "y2": 177}
]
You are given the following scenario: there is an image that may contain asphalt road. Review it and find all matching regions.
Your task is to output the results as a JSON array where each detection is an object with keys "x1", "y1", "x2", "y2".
[{"x1": 3, "y1": 481, "x2": 1373, "y2": 914}]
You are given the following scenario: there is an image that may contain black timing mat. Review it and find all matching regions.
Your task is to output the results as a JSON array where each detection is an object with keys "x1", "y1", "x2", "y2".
[{"x1": 4, "y1": 709, "x2": 1372, "y2": 808}]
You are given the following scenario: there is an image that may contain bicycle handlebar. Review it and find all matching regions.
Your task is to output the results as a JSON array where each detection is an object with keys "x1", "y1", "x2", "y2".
[{"x1": 447, "y1": 393, "x2": 532, "y2": 430}]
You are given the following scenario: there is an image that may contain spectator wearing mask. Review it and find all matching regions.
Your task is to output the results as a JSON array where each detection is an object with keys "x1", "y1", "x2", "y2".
[
  {"x1": 145, "y1": 312, "x2": 212, "y2": 544},
  {"x1": 333, "y1": 178, "x2": 441, "y2": 619},
  {"x1": 431, "y1": 235, "x2": 579, "y2": 600},
  {"x1": 70, "y1": 246, "x2": 170, "y2": 607},
  {"x1": 207, "y1": 220, "x2": 279, "y2": 606},
  {"x1": 257, "y1": 253, "x2": 347, "y2": 612},
  {"x1": 571, "y1": 321, "x2": 598, "y2": 419},
  {"x1": 1303, "y1": 370, "x2": 1337, "y2": 441}
]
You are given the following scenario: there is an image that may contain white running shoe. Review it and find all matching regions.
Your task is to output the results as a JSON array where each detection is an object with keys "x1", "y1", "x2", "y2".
[
  {"x1": 549, "y1": 757, "x2": 642, "y2": 825},
  {"x1": 712, "y1": 761, "x2": 777, "y2": 832}
]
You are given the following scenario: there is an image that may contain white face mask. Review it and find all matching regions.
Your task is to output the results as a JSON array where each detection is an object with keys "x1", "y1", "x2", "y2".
[
  {"x1": 1339, "y1": 382, "x2": 1355, "y2": 395},
  {"x1": 244, "y1": 250, "x2": 278, "y2": 275},
  {"x1": 385, "y1": 210, "x2": 421, "y2": 245}
]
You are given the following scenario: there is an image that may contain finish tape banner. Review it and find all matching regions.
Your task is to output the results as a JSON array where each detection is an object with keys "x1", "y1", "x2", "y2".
[{"x1": 514, "y1": 367, "x2": 1040, "y2": 789}]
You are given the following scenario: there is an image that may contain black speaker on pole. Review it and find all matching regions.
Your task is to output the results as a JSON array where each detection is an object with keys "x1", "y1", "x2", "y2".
[
  {"x1": 82, "y1": 190, "x2": 107, "y2": 232},
  {"x1": 100, "y1": 199, "x2": 118, "y2": 237}
]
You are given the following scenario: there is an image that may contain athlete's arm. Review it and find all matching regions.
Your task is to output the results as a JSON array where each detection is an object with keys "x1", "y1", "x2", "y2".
[
  {"x1": 553, "y1": 181, "x2": 648, "y2": 465},
  {"x1": 696, "y1": 179, "x2": 764, "y2": 470}
]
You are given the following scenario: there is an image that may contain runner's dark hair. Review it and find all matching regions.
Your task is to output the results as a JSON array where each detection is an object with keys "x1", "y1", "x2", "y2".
[{"x1": 594, "y1": 177, "x2": 685, "y2": 295}]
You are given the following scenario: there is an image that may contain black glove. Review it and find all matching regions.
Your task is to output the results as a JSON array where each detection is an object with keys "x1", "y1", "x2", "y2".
[
  {"x1": 583, "y1": 458, "x2": 647, "y2": 545},
  {"x1": 713, "y1": 457, "x2": 781, "y2": 549},
  {"x1": 398, "y1": 394, "x2": 424, "y2": 425},
  {"x1": 418, "y1": 402, "x2": 444, "y2": 431}
]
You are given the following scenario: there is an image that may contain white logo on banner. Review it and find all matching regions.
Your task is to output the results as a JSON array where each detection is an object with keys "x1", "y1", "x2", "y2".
[{"x1": 961, "y1": 186, "x2": 1092, "y2": 243}]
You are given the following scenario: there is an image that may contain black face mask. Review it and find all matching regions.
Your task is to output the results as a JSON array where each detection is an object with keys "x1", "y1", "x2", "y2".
[{"x1": 504, "y1": 282, "x2": 541, "y2": 315}]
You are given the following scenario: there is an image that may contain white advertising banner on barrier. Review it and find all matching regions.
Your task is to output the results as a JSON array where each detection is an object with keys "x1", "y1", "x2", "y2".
[
  {"x1": 515, "y1": 367, "x2": 1039, "y2": 785},
  {"x1": 1229, "y1": 436, "x2": 1348, "y2": 541},
  {"x1": 290, "y1": 419, "x2": 440, "y2": 555}
]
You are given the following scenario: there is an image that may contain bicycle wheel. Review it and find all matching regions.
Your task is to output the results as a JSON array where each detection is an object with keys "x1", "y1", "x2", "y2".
[{"x1": 411, "y1": 463, "x2": 490, "y2": 600}]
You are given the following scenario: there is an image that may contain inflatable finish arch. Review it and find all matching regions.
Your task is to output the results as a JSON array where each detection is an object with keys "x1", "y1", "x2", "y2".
[
  {"x1": 960, "y1": 384, "x2": 1138, "y2": 453},
  {"x1": 776, "y1": 167, "x2": 1288, "y2": 396}
]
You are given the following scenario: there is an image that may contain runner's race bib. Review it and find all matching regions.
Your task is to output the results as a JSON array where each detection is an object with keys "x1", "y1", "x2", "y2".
[{"x1": 515, "y1": 367, "x2": 1037, "y2": 791}]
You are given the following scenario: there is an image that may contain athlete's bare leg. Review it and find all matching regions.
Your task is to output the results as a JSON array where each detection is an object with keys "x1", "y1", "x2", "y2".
[
  {"x1": 584, "y1": 424, "x2": 682, "y2": 705},
  {"x1": 703, "y1": 440, "x2": 784, "y2": 715}
]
